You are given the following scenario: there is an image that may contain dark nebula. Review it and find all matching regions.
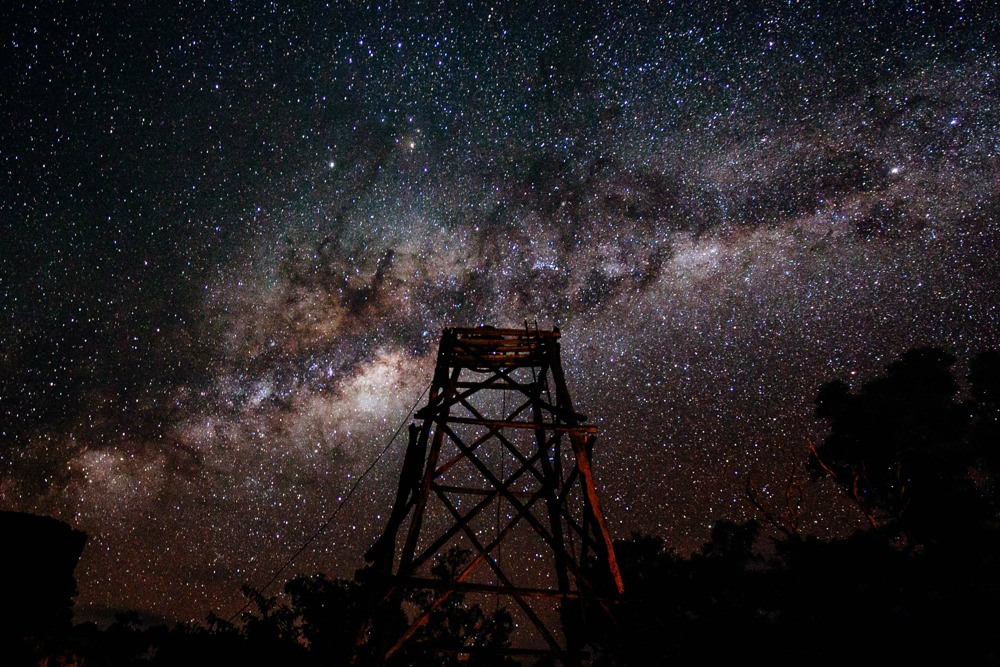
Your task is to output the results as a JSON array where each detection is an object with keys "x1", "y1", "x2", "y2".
[{"x1": 2, "y1": 1, "x2": 998, "y2": 623}]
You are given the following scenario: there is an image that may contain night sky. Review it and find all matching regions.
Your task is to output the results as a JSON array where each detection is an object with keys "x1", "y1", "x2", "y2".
[{"x1": 3, "y1": 1, "x2": 999, "y2": 625}]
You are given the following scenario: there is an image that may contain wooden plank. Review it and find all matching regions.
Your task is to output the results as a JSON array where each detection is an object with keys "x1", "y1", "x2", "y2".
[
  {"x1": 431, "y1": 483, "x2": 535, "y2": 498},
  {"x1": 448, "y1": 326, "x2": 560, "y2": 338},
  {"x1": 391, "y1": 576, "x2": 616, "y2": 601},
  {"x1": 435, "y1": 415, "x2": 597, "y2": 433}
]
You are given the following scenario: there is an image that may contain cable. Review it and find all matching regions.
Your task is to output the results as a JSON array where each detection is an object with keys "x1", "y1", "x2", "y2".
[{"x1": 227, "y1": 385, "x2": 428, "y2": 622}]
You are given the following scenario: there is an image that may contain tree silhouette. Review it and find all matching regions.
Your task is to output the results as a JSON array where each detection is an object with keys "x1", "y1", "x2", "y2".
[
  {"x1": 392, "y1": 547, "x2": 518, "y2": 667},
  {"x1": 970, "y1": 349, "x2": 1000, "y2": 507},
  {"x1": 283, "y1": 574, "x2": 365, "y2": 665},
  {"x1": 809, "y1": 347, "x2": 974, "y2": 544},
  {"x1": 0, "y1": 512, "x2": 86, "y2": 665}
]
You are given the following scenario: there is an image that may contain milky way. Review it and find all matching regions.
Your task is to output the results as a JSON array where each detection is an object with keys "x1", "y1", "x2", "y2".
[{"x1": 2, "y1": 2, "x2": 999, "y2": 624}]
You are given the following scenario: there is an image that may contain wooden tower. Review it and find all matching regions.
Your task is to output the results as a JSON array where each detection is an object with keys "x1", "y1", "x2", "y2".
[{"x1": 357, "y1": 326, "x2": 623, "y2": 665}]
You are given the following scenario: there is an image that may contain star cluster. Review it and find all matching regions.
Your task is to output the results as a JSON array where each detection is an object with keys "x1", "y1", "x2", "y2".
[{"x1": 2, "y1": 1, "x2": 998, "y2": 624}]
